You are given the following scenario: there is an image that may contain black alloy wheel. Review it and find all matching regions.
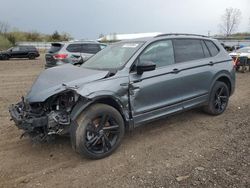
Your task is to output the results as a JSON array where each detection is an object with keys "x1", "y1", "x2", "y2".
[
  {"x1": 203, "y1": 81, "x2": 229, "y2": 115},
  {"x1": 213, "y1": 85, "x2": 228, "y2": 113},
  {"x1": 71, "y1": 104, "x2": 125, "y2": 159},
  {"x1": 85, "y1": 114, "x2": 121, "y2": 155},
  {"x1": 28, "y1": 54, "x2": 35, "y2": 60}
]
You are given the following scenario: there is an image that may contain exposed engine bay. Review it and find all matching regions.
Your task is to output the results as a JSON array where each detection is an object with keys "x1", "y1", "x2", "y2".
[{"x1": 9, "y1": 91, "x2": 79, "y2": 141}]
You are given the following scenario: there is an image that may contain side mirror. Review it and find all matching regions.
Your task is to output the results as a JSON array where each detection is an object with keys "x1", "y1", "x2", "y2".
[{"x1": 137, "y1": 60, "x2": 156, "y2": 75}]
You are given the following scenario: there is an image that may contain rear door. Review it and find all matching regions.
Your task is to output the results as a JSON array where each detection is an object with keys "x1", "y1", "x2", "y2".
[
  {"x1": 172, "y1": 38, "x2": 216, "y2": 109},
  {"x1": 66, "y1": 43, "x2": 82, "y2": 64},
  {"x1": 20, "y1": 46, "x2": 29, "y2": 57}
]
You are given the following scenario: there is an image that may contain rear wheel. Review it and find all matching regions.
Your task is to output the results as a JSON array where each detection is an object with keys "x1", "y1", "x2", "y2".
[
  {"x1": 28, "y1": 54, "x2": 35, "y2": 60},
  {"x1": 203, "y1": 81, "x2": 229, "y2": 115},
  {"x1": 71, "y1": 104, "x2": 125, "y2": 159}
]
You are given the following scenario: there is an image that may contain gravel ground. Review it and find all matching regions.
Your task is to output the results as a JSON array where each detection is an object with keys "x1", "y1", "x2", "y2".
[{"x1": 0, "y1": 57, "x2": 249, "y2": 188}]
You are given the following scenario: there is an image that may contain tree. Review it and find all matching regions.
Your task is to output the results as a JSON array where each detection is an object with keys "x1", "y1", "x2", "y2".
[
  {"x1": 51, "y1": 30, "x2": 61, "y2": 41},
  {"x1": 26, "y1": 31, "x2": 41, "y2": 41},
  {"x1": 5, "y1": 33, "x2": 16, "y2": 45},
  {"x1": 220, "y1": 8, "x2": 241, "y2": 37},
  {"x1": 0, "y1": 35, "x2": 12, "y2": 50},
  {"x1": 60, "y1": 32, "x2": 72, "y2": 41},
  {"x1": 0, "y1": 21, "x2": 10, "y2": 34}
]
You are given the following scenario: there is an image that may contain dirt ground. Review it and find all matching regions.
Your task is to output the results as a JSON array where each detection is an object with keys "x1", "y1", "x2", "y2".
[{"x1": 0, "y1": 57, "x2": 249, "y2": 188}]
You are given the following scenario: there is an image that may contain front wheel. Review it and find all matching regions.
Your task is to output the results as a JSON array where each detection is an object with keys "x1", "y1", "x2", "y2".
[
  {"x1": 2, "y1": 54, "x2": 9, "y2": 60},
  {"x1": 71, "y1": 104, "x2": 125, "y2": 159},
  {"x1": 203, "y1": 81, "x2": 229, "y2": 115}
]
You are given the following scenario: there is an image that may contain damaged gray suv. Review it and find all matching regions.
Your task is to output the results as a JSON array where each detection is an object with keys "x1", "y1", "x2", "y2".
[{"x1": 9, "y1": 34, "x2": 235, "y2": 159}]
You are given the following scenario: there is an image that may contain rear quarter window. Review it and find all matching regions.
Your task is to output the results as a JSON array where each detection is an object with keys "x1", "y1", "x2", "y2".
[
  {"x1": 100, "y1": 44, "x2": 107, "y2": 49},
  {"x1": 173, "y1": 39, "x2": 205, "y2": 63},
  {"x1": 204, "y1": 40, "x2": 219, "y2": 56},
  {"x1": 201, "y1": 41, "x2": 211, "y2": 58}
]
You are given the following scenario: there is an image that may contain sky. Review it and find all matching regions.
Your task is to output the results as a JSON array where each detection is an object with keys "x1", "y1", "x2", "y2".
[{"x1": 0, "y1": 0, "x2": 249, "y2": 39}]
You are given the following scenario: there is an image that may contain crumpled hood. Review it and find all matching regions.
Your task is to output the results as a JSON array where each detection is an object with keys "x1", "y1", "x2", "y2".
[{"x1": 26, "y1": 64, "x2": 109, "y2": 102}]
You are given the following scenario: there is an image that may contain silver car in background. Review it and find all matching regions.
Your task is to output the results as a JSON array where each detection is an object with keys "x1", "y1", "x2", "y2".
[{"x1": 45, "y1": 41, "x2": 106, "y2": 68}]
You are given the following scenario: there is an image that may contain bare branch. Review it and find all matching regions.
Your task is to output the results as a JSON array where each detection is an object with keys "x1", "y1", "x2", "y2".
[{"x1": 219, "y1": 8, "x2": 241, "y2": 36}]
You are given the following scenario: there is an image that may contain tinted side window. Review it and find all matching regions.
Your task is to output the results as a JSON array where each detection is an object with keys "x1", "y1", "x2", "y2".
[
  {"x1": 27, "y1": 46, "x2": 37, "y2": 51},
  {"x1": 205, "y1": 40, "x2": 219, "y2": 56},
  {"x1": 173, "y1": 39, "x2": 205, "y2": 63},
  {"x1": 82, "y1": 44, "x2": 101, "y2": 54},
  {"x1": 66, "y1": 44, "x2": 82, "y2": 53},
  {"x1": 19, "y1": 46, "x2": 27, "y2": 51},
  {"x1": 12, "y1": 47, "x2": 20, "y2": 52},
  {"x1": 139, "y1": 40, "x2": 174, "y2": 68}
]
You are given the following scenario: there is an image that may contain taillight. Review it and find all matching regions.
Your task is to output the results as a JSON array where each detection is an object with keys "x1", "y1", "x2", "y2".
[
  {"x1": 232, "y1": 56, "x2": 239, "y2": 67},
  {"x1": 53, "y1": 54, "x2": 68, "y2": 59}
]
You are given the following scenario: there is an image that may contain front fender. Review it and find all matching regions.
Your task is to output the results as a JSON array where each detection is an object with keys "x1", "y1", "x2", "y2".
[{"x1": 70, "y1": 91, "x2": 130, "y2": 124}]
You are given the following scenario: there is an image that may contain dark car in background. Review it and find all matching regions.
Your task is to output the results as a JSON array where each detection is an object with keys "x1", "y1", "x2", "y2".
[
  {"x1": 45, "y1": 41, "x2": 107, "y2": 68},
  {"x1": 0, "y1": 45, "x2": 39, "y2": 60}
]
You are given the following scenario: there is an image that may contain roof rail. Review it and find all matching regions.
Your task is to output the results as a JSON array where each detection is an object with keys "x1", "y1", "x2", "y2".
[
  {"x1": 68, "y1": 39, "x2": 99, "y2": 43},
  {"x1": 155, "y1": 33, "x2": 208, "y2": 38}
]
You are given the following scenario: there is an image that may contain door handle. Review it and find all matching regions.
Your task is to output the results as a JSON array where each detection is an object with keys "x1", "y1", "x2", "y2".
[
  {"x1": 209, "y1": 61, "x2": 214, "y2": 66},
  {"x1": 172, "y1": 68, "x2": 180, "y2": 74}
]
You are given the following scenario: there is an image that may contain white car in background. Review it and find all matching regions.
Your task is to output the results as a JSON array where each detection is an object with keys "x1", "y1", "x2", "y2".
[
  {"x1": 229, "y1": 47, "x2": 250, "y2": 72},
  {"x1": 229, "y1": 47, "x2": 250, "y2": 59}
]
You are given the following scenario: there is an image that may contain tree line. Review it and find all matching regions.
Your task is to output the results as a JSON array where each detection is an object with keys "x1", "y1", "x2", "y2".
[{"x1": 0, "y1": 21, "x2": 72, "y2": 50}]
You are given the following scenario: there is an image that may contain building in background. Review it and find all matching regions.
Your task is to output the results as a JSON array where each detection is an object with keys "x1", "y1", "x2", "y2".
[{"x1": 98, "y1": 32, "x2": 162, "y2": 43}]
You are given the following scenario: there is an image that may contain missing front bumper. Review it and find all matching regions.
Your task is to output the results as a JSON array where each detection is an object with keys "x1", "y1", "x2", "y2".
[{"x1": 9, "y1": 103, "x2": 48, "y2": 133}]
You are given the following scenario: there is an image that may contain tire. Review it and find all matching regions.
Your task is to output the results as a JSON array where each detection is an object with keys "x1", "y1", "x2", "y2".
[
  {"x1": 71, "y1": 103, "x2": 125, "y2": 159},
  {"x1": 28, "y1": 54, "x2": 35, "y2": 60},
  {"x1": 2, "y1": 55, "x2": 9, "y2": 60},
  {"x1": 203, "y1": 81, "x2": 229, "y2": 115}
]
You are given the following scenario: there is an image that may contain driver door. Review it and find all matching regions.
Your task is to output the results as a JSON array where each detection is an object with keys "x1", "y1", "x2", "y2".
[{"x1": 129, "y1": 40, "x2": 184, "y2": 125}]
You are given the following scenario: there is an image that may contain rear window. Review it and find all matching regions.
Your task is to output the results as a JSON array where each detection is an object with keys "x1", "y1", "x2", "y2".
[
  {"x1": 173, "y1": 39, "x2": 205, "y2": 63},
  {"x1": 204, "y1": 40, "x2": 219, "y2": 56},
  {"x1": 48, "y1": 43, "x2": 63, "y2": 53}
]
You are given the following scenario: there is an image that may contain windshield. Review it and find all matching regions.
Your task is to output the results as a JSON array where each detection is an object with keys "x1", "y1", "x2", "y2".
[
  {"x1": 81, "y1": 42, "x2": 144, "y2": 70},
  {"x1": 7, "y1": 47, "x2": 13, "y2": 51},
  {"x1": 236, "y1": 47, "x2": 250, "y2": 53}
]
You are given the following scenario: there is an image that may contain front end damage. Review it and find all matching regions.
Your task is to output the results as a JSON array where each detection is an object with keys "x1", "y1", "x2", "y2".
[{"x1": 9, "y1": 91, "x2": 79, "y2": 141}]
